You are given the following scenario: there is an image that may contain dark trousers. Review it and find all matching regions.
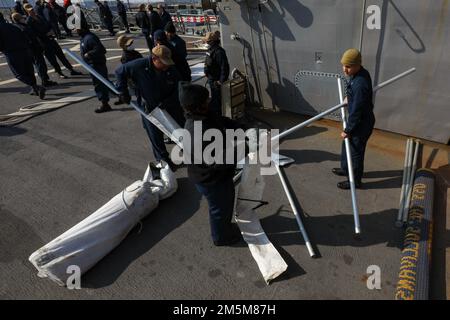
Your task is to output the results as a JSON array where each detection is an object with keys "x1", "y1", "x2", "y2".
[
  {"x1": 140, "y1": 102, "x2": 185, "y2": 162},
  {"x1": 90, "y1": 63, "x2": 110, "y2": 102},
  {"x1": 119, "y1": 13, "x2": 129, "y2": 31},
  {"x1": 104, "y1": 17, "x2": 114, "y2": 34},
  {"x1": 32, "y1": 50, "x2": 49, "y2": 82},
  {"x1": 51, "y1": 22, "x2": 62, "y2": 38},
  {"x1": 208, "y1": 79, "x2": 222, "y2": 116},
  {"x1": 195, "y1": 178, "x2": 236, "y2": 243},
  {"x1": 44, "y1": 39, "x2": 73, "y2": 73},
  {"x1": 340, "y1": 130, "x2": 373, "y2": 183},
  {"x1": 6, "y1": 51, "x2": 37, "y2": 87},
  {"x1": 142, "y1": 30, "x2": 153, "y2": 50},
  {"x1": 59, "y1": 16, "x2": 72, "y2": 36}
]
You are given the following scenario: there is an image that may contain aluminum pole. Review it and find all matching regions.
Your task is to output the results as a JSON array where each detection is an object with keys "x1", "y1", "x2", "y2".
[
  {"x1": 64, "y1": 49, "x2": 183, "y2": 148},
  {"x1": 276, "y1": 165, "x2": 315, "y2": 257},
  {"x1": 396, "y1": 138, "x2": 412, "y2": 227},
  {"x1": 338, "y1": 78, "x2": 360, "y2": 234},
  {"x1": 401, "y1": 138, "x2": 415, "y2": 224},
  {"x1": 402, "y1": 140, "x2": 420, "y2": 223},
  {"x1": 272, "y1": 68, "x2": 416, "y2": 143},
  {"x1": 273, "y1": 102, "x2": 346, "y2": 142},
  {"x1": 373, "y1": 68, "x2": 416, "y2": 91}
]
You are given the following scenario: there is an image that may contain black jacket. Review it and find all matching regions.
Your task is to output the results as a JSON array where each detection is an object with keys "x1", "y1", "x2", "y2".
[
  {"x1": 13, "y1": 2, "x2": 25, "y2": 15},
  {"x1": 0, "y1": 21, "x2": 31, "y2": 54},
  {"x1": 52, "y1": 3, "x2": 67, "y2": 20},
  {"x1": 159, "y1": 10, "x2": 172, "y2": 30},
  {"x1": 96, "y1": 2, "x2": 112, "y2": 21},
  {"x1": 184, "y1": 113, "x2": 243, "y2": 186},
  {"x1": 14, "y1": 22, "x2": 44, "y2": 54},
  {"x1": 159, "y1": 39, "x2": 191, "y2": 81},
  {"x1": 170, "y1": 34, "x2": 187, "y2": 59},
  {"x1": 43, "y1": 4, "x2": 59, "y2": 25},
  {"x1": 149, "y1": 10, "x2": 162, "y2": 34},
  {"x1": 25, "y1": 16, "x2": 52, "y2": 44},
  {"x1": 120, "y1": 49, "x2": 142, "y2": 64},
  {"x1": 116, "y1": 1, "x2": 126, "y2": 16},
  {"x1": 135, "y1": 11, "x2": 150, "y2": 32},
  {"x1": 80, "y1": 31, "x2": 107, "y2": 65},
  {"x1": 34, "y1": 3, "x2": 45, "y2": 19},
  {"x1": 344, "y1": 66, "x2": 375, "y2": 136},
  {"x1": 204, "y1": 43, "x2": 229, "y2": 83}
]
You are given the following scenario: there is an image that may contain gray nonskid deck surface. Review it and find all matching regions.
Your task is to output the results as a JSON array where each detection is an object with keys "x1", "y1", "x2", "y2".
[{"x1": 0, "y1": 32, "x2": 403, "y2": 299}]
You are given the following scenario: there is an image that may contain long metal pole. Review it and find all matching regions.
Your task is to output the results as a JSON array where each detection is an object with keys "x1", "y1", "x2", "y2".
[
  {"x1": 64, "y1": 49, "x2": 183, "y2": 148},
  {"x1": 276, "y1": 165, "x2": 315, "y2": 257},
  {"x1": 396, "y1": 138, "x2": 412, "y2": 227},
  {"x1": 338, "y1": 78, "x2": 360, "y2": 234},
  {"x1": 402, "y1": 140, "x2": 420, "y2": 223},
  {"x1": 272, "y1": 68, "x2": 416, "y2": 142}
]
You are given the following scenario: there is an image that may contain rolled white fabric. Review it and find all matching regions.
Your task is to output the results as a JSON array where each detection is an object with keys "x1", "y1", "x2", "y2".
[
  {"x1": 235, "y1": 153, "x2": 288, "y2": 284},
  {"x1": 29, "y1": 164, "x2": 177, "y2": 286}
]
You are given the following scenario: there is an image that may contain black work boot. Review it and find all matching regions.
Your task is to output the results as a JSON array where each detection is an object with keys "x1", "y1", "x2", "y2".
[
  {"x1": 43, "y1": 80, "x2": 58, "y2": 87},
  {"x1": 58, "y1": 71, "x2": 68, "y2": 79},
  {"x1": 332, "y1": 168, "x2": 348, "y2": 177},
  {"x1": 33, "y1": 85, "x2": 46, "y2": 100},
  {"x1": 95, "y1": 101, "x2": 112, "y2": 113},
  {"x1": 114, "y1": 98, "x2": 124, "y2": 106},
  {"x1": 213, "y1": 224, "x2": 243, "y2": 247},
  {"x1": 70, "y1": 69, "x2": 82, "y2": 76},
  {"x1": 337, "y1": 180, "x2": 362, "y2": 190}
]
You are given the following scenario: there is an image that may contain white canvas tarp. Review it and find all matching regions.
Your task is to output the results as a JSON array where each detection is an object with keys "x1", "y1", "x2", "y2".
[
  {"x1": 235, "y1": 153, "x2": 288, "y2": 284},
  {"x1": 29, "y1": 161, "x2": 176, "y2": 286}
]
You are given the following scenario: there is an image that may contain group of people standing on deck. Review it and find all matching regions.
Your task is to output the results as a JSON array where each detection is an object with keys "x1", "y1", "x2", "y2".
[{"x1": 0, "y1": 1, "x2": 84, "y2": 99}]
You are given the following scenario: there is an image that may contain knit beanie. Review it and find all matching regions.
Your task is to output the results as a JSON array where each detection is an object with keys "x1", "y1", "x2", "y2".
[{"x1": 341, "y1": 48, "x2": 362, "y2": 65}]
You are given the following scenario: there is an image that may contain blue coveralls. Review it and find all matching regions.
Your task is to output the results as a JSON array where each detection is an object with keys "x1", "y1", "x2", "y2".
[
  {"x1": 115, "y1": 57, "x2": 185, "y2": 162},
  {"x1": 80, "y1": 31, "x2": 110, "y2": 102},
  {"x1": 341, "y1": 66, "x2": 376, "y2": 183},
  {"x1": 204, "y1": 42, "x2": 230, "y2": 116},
  {"x1": 0, "y1": 21, "x2": 37, "y2": 89}
]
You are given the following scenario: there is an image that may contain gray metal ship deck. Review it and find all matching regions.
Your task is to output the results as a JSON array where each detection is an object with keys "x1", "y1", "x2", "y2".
[{"x1": 0, "y1": 31, "x2": 448, "y2": 300}]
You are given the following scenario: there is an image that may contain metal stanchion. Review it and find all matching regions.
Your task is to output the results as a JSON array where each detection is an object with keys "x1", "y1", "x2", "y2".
[
  {"x1": 337, "y1": 78, "x2": 360, "y2": 234},
  {"x1": 276, "y1": 165, "x2": 315, "y2": 257},
  {"x1": 402, "y1": 140, "x2": 420, "y2": 223},
  {"x1": 396, "y1": 138, "x2": 413, "y2": 227}
]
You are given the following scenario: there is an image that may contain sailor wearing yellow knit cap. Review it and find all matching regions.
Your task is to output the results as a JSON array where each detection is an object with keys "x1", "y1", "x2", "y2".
[{"x1": 332, "y1": 49, "x2": 375, "y2": 190}]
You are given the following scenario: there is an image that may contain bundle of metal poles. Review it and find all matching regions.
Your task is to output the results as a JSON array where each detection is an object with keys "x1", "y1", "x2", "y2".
[{"x1": 396, "y1": 138, "x2": 421, "y2": 227}]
